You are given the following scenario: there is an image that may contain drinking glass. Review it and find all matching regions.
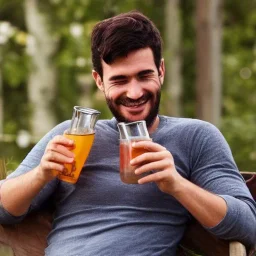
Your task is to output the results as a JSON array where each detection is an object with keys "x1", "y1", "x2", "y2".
[
  {"x1": 57, "y1": 106, "x2": 100, "y2": 184},
  {"x1": 117, "y1": 120, "x2": 151, "y2": 184}
]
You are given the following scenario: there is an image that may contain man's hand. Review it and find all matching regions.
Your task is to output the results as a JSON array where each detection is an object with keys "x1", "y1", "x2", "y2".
[
  {"x1": 130, "y1": 140, "x2": 183, "y2": 195},
  {"x1": 37, "y1": 135, "x2": 75, "y2": 182},
  {"x1": 0, "y1": 135, "x2": 75, "y2": 217}
]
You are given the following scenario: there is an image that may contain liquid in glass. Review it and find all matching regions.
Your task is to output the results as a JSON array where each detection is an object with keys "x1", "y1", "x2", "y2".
[
  {"x1": 57, "y1": 132, "x2": 95, "y2": 184},
  {"x1": 120, "y1": 137, "x2": 149, "y2": 184}
]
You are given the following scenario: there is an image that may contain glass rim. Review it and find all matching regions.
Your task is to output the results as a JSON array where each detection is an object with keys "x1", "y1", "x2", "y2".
[
  {"x1": 74, "y1": 106, "x2": 100, "y2": 115},
  {"x1": 119, "y1": 137, "x2": 151, "y2": 141},
  {"x1": 117, "y1": 120, "x2": 146, "y2": 126}
]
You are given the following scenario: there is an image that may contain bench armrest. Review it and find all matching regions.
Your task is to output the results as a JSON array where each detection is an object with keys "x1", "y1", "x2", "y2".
[
  {"x1": 178, "y1": 219, "x2": 248, "y2": 256},
  {"x1": 0, "y1": 211, "x2": 51, "y2": 256},
  {"x1": 230, "y1": 241, "x2": 247, "y2": 256}
]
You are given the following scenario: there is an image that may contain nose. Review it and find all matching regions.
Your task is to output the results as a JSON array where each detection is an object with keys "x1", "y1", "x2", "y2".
[{"x1": 126, "y1": 79, "x2": 144, "y2": 100}]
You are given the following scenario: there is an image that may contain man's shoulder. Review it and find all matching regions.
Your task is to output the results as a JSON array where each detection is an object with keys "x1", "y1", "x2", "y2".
[
  {"x1": 160, "y1": 115, "x2": 216, "y2": 131},
  {"x1": 158, "y1": 116, "x2": 223, "y2": 142},
  {"x1": 54, "y1": 120, "x2": 71, "y2": 131},
  {"x1": 45, "y1": 120, "x2": 71, "y2": 137}
]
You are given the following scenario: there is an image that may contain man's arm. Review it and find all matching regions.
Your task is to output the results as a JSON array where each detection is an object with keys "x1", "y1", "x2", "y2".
[
  {"x1": 131, "y1": 141, "x2": 227, "y2": 227},
  {"x1": 0, "y1": 135, "x2": 75, "y2": 218},
  {"x1": 131, "y1": 139, "x2": 256, "y2": 247},
  {"x1": 1, "y1": 167, "x2": 51, "y2": 217},
  {"x1": 167, "y1": 177, "x2": 227, "y2": 228}
]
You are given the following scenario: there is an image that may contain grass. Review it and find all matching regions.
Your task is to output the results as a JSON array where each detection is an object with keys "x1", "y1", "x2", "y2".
[
  {"x1": 0, "y1": 246, "x2": 14, "y2": 256},
  {"x1": 0, "y1": 158, "x2": 7, "y2": 180},
  {"x1": 0, "y1": 160, "x2": 13, "y2": 255}
]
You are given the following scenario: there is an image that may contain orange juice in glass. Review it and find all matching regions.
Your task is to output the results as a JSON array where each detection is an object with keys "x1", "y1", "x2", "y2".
[
  {"x1": 58, "y1": 132, "x2": 95, "y2": 183},
  {"x1": 57, "y1": 106, "x2": 100, "y2": 184},
  {"x1": 118, "y1": 121, "x2": 151, "y2": 184}
]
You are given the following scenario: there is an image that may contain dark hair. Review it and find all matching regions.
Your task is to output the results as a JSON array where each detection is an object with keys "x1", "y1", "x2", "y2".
[{"x1": 91, "y1": 11, "x2": 163, "y2": 78}]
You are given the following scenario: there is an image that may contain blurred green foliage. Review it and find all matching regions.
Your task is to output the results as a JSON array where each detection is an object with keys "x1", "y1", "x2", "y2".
[
  {"x1": 0, "y1": 0, "x2": 256, "y2": 172},
  {"x1": 221, "y1": 0, "x2": 256, "y2": 171}
]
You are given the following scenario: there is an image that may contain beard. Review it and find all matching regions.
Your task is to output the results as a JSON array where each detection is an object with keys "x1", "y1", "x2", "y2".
[{"x1": 105, "y1": 89, "x2": 161, "y2": 129}]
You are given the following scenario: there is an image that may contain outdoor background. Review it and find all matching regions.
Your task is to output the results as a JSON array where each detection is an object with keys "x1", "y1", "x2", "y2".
[{"x1": 0, "y1": 0, "x2": 256, "y2": 174}]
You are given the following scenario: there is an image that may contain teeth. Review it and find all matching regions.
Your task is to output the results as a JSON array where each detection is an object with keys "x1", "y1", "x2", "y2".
[{"x1": 125, "y1": 101, "x2": 146, "y2": 107}]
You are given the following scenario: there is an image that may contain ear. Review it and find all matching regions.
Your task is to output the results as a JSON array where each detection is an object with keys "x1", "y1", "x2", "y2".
[
  {"x1": 92, "y1": 70, "x2": 104, "y2": 91},
  {"x1": 158, "y1": 58, "x2": 165, "y2": 85}
]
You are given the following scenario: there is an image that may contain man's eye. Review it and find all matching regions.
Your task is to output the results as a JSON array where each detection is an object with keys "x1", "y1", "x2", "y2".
[
  {"x1": 113, "y1": 80, "x2": 127, "y2": 85},
  {"x1": 139, "y1": 74, "x2": 152, "y2": 80}
]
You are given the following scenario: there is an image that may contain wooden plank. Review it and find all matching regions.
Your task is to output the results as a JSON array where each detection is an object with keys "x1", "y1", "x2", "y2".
[{"x1": 229, "y1": 241, "x2": 246, "y2": 256}]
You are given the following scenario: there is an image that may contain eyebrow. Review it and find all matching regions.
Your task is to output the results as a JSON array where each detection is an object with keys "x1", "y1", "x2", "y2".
[
  {"x1": 109, "y1": 75, "x2": 127, "y2": 81},
  {"x1": 109, "y1": 69, "x2": 155, "y2": 81},
  {"x1": 137, "y1": 69, "x2": 155, "y2": 76}
]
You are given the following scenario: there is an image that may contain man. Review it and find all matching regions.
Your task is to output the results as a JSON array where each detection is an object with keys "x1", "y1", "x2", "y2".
[{"x1": 0, "y1": 11, "x2": 255, "y2": 255}]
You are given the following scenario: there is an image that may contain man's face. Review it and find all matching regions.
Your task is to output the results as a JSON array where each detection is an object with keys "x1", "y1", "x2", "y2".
[{"x1": 93, "y1": 48, "x2": 165, "y2": 128}]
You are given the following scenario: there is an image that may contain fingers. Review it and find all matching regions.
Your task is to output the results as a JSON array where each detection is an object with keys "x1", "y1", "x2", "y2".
[
  {"x1": 130, "y1": 150, "x2": 172, "y2": 166},
  {"x1": 134, "y1": 158, "x2": 173, "y2": 175},
  {"x1": 39, "y1": 159, "x2": 65, "y2": 173},
  {"x1": 46, "y1": 135, "x2": 74, "y2": 153},
  {"x1": 43, "y1": 150, "x2": 74, "y2": 165},
  {"x1": 129, "y1": 141, "x2": 176, "y2": 186},
  {"x1": 45, "y1": 135, "x2": 74, "y2": 157},
  {"x1": 131, "y1": 140, "x2": 166, "y2": 152},
  {"x1": 138, "y1": 170, "x2": 168, "y2": 184},
  {"x1": 130, "y1": 141, "x2": 173, "y2": 168},
  {"x1": 39, "y1": 135, "x2": 75, "y2": 180}
]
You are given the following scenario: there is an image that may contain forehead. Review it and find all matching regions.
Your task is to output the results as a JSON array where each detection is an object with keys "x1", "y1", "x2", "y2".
[{"x1": 101, "y1": 48, "x2": 157, "y2": 79}]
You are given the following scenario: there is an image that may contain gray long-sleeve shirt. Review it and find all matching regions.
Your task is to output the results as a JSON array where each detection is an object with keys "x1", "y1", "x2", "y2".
[{"x1": 0, "y1": 116, "x2": 256, "y2": 255}]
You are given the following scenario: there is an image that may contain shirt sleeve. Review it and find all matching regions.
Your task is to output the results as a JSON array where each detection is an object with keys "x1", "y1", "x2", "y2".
[
  {"x1": 188, "y1": 120, "x2": 256, "y2": 248},
  {"x1": 0, "y1": 120, "x2": 70, "y2": 224}
]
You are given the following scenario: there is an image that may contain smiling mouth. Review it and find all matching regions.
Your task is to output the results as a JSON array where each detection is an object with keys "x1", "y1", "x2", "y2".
[
  {"x1": 123, "y1": 100, "x2": 148, "y2": 108},
  {"x1": 116, "y1": 93, "x2": 151, "y2": 108}
]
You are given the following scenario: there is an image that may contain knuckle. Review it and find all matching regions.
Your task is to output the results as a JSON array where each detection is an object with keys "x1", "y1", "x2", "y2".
[
  {"x1": 164, "y1": 150, "x2": 170, "y2": 156},
  {"x1": 46, "y1": 162, "x2": 52, "y2": 170},
  {"x1": 54, "y1": 135, "x2": 63, "y2": 141},
  {"x1": 49, "y1": 152, "x2": 57, "y2": 161},
  {"x1": 46, "y1": 142, "x2": 55, "y2": 152},
  {"x1": 45, "y1": 151, "x2": 56, "y2": 162},
  {"x1": 165, "y1": 159, "x2": 173, "y2": 167},
  {"x1": 40, "y1": 162, "x2": 49, "y2": 172},
  {"x1": 51, "y1": 135, "x2": 63, "y2": 145},
  {"x1": 154, "y1": 171, "x2": 161, "y2": 180},
  {"x1": 51, "y1": 143, "x2": 59, "y2": 151}
]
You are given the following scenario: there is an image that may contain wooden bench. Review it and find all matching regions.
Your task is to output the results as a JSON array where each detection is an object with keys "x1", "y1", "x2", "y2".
[
  {"x1": 0, "y1": 208, "x2": 253, "y2": 256},
  {"x1": 0, "y1": 158, "x2": 255, "y2": 255}
]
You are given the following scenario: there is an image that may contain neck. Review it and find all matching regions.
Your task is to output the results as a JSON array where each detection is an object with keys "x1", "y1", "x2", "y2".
[{"x1": 148, "y1": 115, "x2": 160, "y2": 134}]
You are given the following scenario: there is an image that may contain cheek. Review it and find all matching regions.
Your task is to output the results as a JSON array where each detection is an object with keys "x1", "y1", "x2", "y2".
[
  {"x1": 144, "y1": 78, "x2": 161, "y2": 92},
  {"x1": 104, "y1": 87, "x2": 125, "y2": 102},
  {"x1": 153, "y1": 78, "x2": 162, "y2": 88}
]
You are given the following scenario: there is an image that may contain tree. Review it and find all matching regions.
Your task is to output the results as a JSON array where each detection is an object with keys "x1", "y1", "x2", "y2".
[
  {"x1": 195, "y1": 0, "x2": 223, "y2": 126},
  {"x1": 0, "y1": 19, "x2": 22, "y2": 135},
  {"x1": 24, "y1": 0, "x2": 58, "y2": 138},
  {"x1": 164, "y1": 0, "x2": 183, "y2": 117},
  {"x1": 0, "y1": 45, "x2": 3, "y2": 135},
  {"x1": 221, "y1": 0, "x2": 256, "y2": 171}
]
